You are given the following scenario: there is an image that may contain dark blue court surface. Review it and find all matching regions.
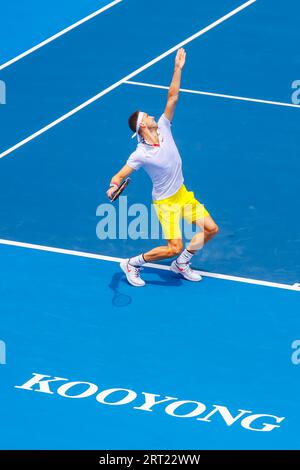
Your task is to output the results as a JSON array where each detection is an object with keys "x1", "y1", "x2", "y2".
[{"x1": 0, "y1": 0, "x2": 299, "y2": 450}]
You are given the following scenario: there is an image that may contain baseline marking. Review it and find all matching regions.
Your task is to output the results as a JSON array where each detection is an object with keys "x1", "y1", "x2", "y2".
[
  {"x1": 0, "y1": 0, "x2": 257, "y2": 160},
  {"x1": 125, "y1": 80, "x2": 300, "y2": 109},
  {"x1": 0, "y1": 0, "x2": 123, "y2": 71},
  {"x1": 0, "y1": 238, "x2": 298, "y2": 291}
]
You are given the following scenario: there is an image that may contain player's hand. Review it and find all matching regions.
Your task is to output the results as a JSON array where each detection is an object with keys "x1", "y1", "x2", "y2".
[
  {"x1": 106, "y1": 186, "x2": 116, "y2": 200},
  {"x1": 175, "y1": 48, "x2": 186, "y2": 69}
]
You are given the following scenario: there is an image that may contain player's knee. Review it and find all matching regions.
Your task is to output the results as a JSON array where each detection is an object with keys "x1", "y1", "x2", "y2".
[
  {"x1": 168, "y1": 240, "x2": 183, "y2": 257},
  {"x1": 207, "y1": 224, "x2": 219, "y2": 237},
  {"x1": 168, "y1": 247, "x2": 181, "y2": 257}
]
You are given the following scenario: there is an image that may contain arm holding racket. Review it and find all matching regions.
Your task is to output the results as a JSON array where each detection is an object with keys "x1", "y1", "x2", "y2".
[{"x1": 107, "y1": 164, "x2": 133, "y2": 200}]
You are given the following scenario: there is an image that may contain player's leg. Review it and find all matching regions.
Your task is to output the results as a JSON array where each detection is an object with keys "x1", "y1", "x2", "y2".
[
  {"x1": 131, "y1": 201, "x2": 184, "y2": 262},
  {"x1": 120, "y1": 240, "x2": 183, "y2": 287},
  {"x1": 142, "y1": 239, "x2": 183, "y2": 261},
  {"x1": 120, "y1": 202, "x2": 182, "y2": 287},
  {"x1": 172, "y1": 216, "x2": 219, "y2": 277},
  {"x1": 171, "y1": 187, "x2": 218, "y2": 281},
  {"x1": 188, "y1": 215, "x2": 219, "y2": 252},
  {"x1": 174, "y1": 216, "x2": 219, "y2": 271}
]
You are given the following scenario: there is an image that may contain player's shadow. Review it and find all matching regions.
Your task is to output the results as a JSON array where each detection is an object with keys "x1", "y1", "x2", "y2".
[
  {"x1": 142, "y1": 267, "x2": 183, "y2": 287},
  {"x1": 109, "y1": 273, "x2": 133, "y2": 307},
  {"x1": 109, "y1": 268, "x2": 182, "y2": 305}
]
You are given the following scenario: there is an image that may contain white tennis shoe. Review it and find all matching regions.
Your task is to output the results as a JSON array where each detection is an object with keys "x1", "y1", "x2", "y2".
[
  {"x1": 120, "y1": 259, "x2": 145, "y2": 287},
  {"x1": 170, "y1": 261, "x2": 202, "y2": 282}
]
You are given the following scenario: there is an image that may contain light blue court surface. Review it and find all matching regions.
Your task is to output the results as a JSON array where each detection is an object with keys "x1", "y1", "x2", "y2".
[
  {"x1": 0, "y1": 0, "x2": 300, "y2": 450},
  {"x1": 1, "y1": 243, "x2": 300, "y2": 450}
]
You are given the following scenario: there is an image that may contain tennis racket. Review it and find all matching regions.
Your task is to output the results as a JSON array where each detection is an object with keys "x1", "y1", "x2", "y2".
[{"x1": 110, "y1": 178, "x2": 131, "y2": 202}]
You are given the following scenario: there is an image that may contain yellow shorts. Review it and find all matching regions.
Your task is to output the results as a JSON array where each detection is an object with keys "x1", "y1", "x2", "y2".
[{"x1": 153, "y1": 184, "x2": 210, "y2": 239}]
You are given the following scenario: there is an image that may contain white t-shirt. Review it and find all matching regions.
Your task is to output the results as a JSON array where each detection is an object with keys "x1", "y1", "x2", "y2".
[{"x1": 127, "y1": 114, "x2": 184, "y2": 201}]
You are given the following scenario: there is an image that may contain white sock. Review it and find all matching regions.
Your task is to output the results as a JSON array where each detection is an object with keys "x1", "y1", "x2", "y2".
[
  {"x1": 129, "y1": 254, "x2": 146, "y2": 267},
  {"x1": 176, "y1": 249, "x2": 194, "y2": 265}
]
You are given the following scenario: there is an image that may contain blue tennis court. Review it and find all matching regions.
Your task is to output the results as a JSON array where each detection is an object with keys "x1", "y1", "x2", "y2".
[{"x1": 0, "y1": 0, "x2": 299, "y2": 450}]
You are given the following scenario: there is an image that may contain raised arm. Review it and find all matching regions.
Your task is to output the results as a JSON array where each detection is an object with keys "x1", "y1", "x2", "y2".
[
  {"x1": 106, "y1": 164, "x2": 133, "y2": 199},
  {"x1": 164, "y1": 48, "x2": 186, "y2": 122}
]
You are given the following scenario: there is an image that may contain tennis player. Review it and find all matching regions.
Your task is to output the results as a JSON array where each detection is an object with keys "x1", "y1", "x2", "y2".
[{"x1": 107, "y1": 48, "x2": 219, "y2": 287}]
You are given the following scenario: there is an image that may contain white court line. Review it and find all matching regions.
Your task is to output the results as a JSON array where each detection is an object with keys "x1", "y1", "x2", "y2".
[
  {"x1": 0, "y1": 0, "x2": 123, "y2": 71},
  {"x1": 125, "y1": 80, "x2": 300, "y2": 109},
  {"x1": 0, "y1": 238, "x2": 299, "y2": 291},
  {"x1": 0, "y1": 0, "x2": 257, "y2": 160}
]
